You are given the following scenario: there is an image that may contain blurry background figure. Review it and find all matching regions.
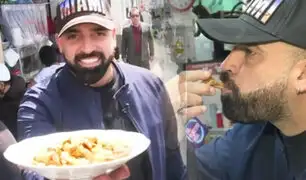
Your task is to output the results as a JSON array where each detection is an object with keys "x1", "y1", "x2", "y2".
[
  {"x1": 32, "y1": 45, "x2": 65, "y2": 85},
  {"x1": 0, "y1": 63, "x2": 26, "y2": 138},
  {"x1": 0, "y1": 121, "x2": 21, "y2": 180},
  {"x1": 114, "y1": 46, "x2": 120, "y2": 60},
  {"x1": 121, "y1": 7, "x2": 154, "y2": 69}
]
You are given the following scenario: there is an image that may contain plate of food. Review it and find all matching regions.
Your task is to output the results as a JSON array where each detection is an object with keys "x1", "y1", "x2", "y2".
[{"x1": 4, "y1": 129, "x2": 151, "y2": 180}]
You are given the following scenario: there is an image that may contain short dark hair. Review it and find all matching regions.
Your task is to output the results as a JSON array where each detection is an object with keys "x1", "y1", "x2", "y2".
[
  {"x1": 39, "y1": 46, "x2": 57, "y2": 67},
  {"x1": 129, "y1": 7, "x2": 140, "y2": 16}
]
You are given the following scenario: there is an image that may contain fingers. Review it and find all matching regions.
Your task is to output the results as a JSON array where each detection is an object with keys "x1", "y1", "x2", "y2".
[
  {"x1": 109, "y1": 165, "x2": 130, "y2": 179},
  {"x1": 179, "y1": 106, "x2": 207, "y2": 119},
  {"x1": 179, "y1": 70, "x2": 212, "y2": 83},
  {"x1": 94, "y1": 165, "x2": 130, "y2": 180},
  {"x1": 179, "y1": 81, "x2": 216, "y2": 96},
  {"x1": 180, "y1": 93, "x2": 203, "y2": 108}
]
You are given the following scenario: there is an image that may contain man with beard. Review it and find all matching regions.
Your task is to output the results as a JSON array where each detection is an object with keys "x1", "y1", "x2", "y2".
[
  {"x1": 17, "y1": 0, "x2": 185, "y2": 180},
  {"x1": 192, "y1": 0, "x2": 306, "y2": 179},
  {"x1": 110, "y1": 0, "x2": 306, "y2": 179}
]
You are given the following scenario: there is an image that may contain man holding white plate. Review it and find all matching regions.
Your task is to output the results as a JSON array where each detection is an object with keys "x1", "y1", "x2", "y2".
[{"x1": 17, "y1": 0, "x2": 186, "y2": 180}]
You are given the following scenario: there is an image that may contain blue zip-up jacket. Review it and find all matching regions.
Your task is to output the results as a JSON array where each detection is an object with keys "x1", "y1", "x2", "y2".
[
  {"x1": 196, "y1": 122, "x2": 304, "y2": 180},
  {"x1": 17, "y1": 62, "x2": 186, "y2": 180}
]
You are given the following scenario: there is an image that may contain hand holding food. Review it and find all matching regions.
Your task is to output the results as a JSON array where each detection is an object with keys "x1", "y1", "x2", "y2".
[
  {"x1": 33, "y1": 136, "x2": 131, "y2": 167},
  {"x1": 165, "y1": 70, "x2": 223, "y2": 119},
  {"x1": 203, "y1": 77, "x2": 224, "y2": 89},
  {"x1": 94, "y1": 165, "x2": 130, "y2": 180}
]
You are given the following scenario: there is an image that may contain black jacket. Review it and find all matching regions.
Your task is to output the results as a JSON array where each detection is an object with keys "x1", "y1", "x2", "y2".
[
  {"x1": 0, "y1": 121, "x2": 22, "y2": 180},
  {"x1": 0, "y1": 75, "x2": 26, "y2": 138}
]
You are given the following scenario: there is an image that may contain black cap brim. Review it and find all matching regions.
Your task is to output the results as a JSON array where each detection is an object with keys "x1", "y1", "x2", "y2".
[{"x1": 197, "y1": 18, "x2": 279, "y2": 44}]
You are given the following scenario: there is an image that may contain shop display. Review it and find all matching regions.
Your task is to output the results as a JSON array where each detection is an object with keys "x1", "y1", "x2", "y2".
[
  {"x1": 168, "y1": 0, "x2": 195, "y2": 12},
  {"x1": 0, "y1": 3, "x2": 49, "y2": 81},
  {"x1": 174, "y1": 37, "x2": 184, "y2": 58},
  {"x1": 1, "y1": 4, "x2": 48, "y2": 47},
  {"x1": 169, "y1": 25, "x2": 196, "y2": 63}
]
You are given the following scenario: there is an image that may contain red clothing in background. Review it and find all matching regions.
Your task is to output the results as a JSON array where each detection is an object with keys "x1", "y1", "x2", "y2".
[
  {"x1": 132, "y1": 25, "x2": 142, "y2": 54},
  {"x1": 47, "y1": 16, "x2": 56, "y2": 35}
]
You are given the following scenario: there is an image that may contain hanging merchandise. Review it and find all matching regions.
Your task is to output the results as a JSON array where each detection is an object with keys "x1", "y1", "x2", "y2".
[
  {"x1": 1, "y1": 3, "x2": 49, "y2": 81},
  {"x1": 168, "y1": 0, "x2": 195, "y2": 12},
  {"x1": 174, "y1": 36, "x2": 184, "y2": 58},
  {"x1": 168, "y1": 24, "x2": 196, "y2": 63},
  {"x1": 1, "y1": 4, "x2": 48, "y2": 47}
]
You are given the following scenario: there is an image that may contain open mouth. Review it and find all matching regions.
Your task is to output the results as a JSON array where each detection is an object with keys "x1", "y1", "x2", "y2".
[{"x1": 78, "y1": 57, "x2": 101, "y2": 68}]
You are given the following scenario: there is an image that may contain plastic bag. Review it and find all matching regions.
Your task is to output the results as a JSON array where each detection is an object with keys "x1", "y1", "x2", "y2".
[{"x1": 1, "y1": 3, "x2": 48, "y2": 47}]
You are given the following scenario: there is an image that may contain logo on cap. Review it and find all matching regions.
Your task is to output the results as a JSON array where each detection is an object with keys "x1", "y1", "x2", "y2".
[
  {"x1": 245, "y1": 0, "x2": 284, "y2": 24},
  {"x1": 59, "y1": 0, "x2": 106, "y2": 20}
]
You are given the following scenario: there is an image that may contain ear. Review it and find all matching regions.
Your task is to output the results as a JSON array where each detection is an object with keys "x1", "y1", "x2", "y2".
[
  {"x1": 55, "y1": 34, "x2": 63, "y2": 53},
  {"x1": 112, "y1": 29, "x2": 117, "y2": 48},
  {"x1": 291, "y1": 60, "x2": 306, "y2": 94},
  {"x1": 112, "y1": 28, "x2": 116, "y2": 39}
]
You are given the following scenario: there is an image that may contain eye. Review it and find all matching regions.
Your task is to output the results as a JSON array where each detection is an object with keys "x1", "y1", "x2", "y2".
[
  {"x1": 96, "y1": 31, "x2": 107, "y2": 36},
  {"x1": 66, "y1": 33, "x2": 78, "y2": 40},
  {"x1": 234, "y1": 46, "x2": 256, "y2": 58}
]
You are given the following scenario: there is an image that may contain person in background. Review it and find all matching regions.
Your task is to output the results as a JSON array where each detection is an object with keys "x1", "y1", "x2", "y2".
[
  {"x1": 33, "y1": 45, "x2": 65, "y2": 84},
  {"x1": 114, "y1": 46, "x2": 120, "y2": 60},
  {"x1": 17, "y1": 0, "x2": 186, "y2": 180},
  {"x1": 0, "y1": 120, "x2": 22, "y2": 180},
  {"x1": 121, "y1": 7, "x2": 154, "y2": 69},
  {"x1": 0, "y1": 63, "x2": 26, "y2": 138}
]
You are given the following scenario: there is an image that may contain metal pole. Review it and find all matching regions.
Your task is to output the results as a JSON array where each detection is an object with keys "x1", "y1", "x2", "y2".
[{"x1": 0, "y1": 34, "x2": 4, "y2": 64}]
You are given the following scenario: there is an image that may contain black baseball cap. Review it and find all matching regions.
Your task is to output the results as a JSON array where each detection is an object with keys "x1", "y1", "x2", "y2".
[
  {"x1": 55, "y1": 0, "x2": 114, "y2": 37},
  {"x1": 197, "y1": 0, "x2": 306, "y2": 48}
]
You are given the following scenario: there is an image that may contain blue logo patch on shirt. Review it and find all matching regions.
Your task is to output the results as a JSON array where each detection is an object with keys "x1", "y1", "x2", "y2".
[{"x1": 185, "y1": 117, "x2": 210, "y2": 147}]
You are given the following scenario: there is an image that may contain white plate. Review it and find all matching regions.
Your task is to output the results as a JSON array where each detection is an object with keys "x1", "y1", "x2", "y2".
[{"x1": 4, "y1": 130, "x2": 151, "y2": 180}]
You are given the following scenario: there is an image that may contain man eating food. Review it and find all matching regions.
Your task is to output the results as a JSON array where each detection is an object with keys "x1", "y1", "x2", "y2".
[{"x1": 106, "y1": 0, "x2": 306, "y2": 179}]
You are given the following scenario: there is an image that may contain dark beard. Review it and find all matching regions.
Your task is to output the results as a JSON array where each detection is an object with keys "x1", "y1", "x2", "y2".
[
  {"x1": 66, "y1": 51, "x2": 113, "y2": 85},
  {"x1": 219, "y1": 71, "x2": 289, "y2": 124}
]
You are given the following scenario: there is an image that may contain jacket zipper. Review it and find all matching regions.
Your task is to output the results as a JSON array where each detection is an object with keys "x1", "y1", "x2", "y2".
[{"x1": 122, "y1": 103, "x2": 154, "y2": 180}]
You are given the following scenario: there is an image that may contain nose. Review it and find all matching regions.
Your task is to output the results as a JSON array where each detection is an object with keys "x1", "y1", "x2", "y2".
[
  {"x1": 81, "y1": 37, "x2": 96, "y2": 54},
  {"x1": 221, "y1": 51, "x2": 245, "y2": 75}
]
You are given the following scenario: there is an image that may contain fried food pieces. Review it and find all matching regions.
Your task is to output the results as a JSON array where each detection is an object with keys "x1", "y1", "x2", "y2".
[
  {"x1": 33, "y1": 136, "x2": 131, "y2": 166},
  {"x1": 204, "y1": 77, "x2": 224, "y2": 89}
]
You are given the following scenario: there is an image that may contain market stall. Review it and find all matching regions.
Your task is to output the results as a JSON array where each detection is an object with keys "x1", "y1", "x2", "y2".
[{"x1": 0, "y1": 1, "x2": 51, "y2": 82}]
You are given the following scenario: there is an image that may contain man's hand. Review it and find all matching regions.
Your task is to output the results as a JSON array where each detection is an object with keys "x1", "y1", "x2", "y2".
[
  {"x1": 165, "y1": 70, "x2": 216, "y2": 120},
  {"x1": 94, "y1": 165, "x2": 130, "y2": 180},
  {"x1": 149, "y1": 56, "x2": 154, "y2": 62}
]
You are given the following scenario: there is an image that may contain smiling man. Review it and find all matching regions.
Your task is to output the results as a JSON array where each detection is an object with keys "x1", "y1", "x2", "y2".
[
  {"x1": 17, "y1": 0, "x2": 186, "y2": 180},
  {"x1": 191, "y1": 0, "x2": 306, "y2": 179}
]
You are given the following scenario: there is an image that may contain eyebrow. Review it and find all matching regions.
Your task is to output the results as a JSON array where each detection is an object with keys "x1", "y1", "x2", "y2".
[
  {"x1": 63, "y1": 26, "x2": 108, "y2": 35},
  {"x1": 91, "y1": 26, "x2": 108, "y2": 31},
  {"x1": 235, "y1": 44, "x2": 264, "y2": 53},
  {"x1": 64, "y1": 28, "x2": 79, "y2": 34}
]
